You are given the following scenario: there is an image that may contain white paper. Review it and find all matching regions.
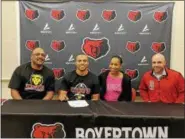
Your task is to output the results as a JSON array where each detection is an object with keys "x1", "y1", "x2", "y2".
[{"x1": 68, "y1": 100, "x2": 89, "y2": 108}]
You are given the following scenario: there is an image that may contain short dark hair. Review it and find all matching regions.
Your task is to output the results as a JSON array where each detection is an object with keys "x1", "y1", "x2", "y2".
[
  {"x1": 111, "y1": 55, "x2": 123, "y2": 64},
  {"x1": 31, "y1": 47, "x2": 44, "y2": 55},
  {"x1": 75, "y1": 54, "x2": 88, "y2": 61}
]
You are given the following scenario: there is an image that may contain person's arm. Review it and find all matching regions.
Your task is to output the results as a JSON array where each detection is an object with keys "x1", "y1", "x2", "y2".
[
  {"x1": 92, "y1": 93, "x2": 100, "y2": 101},
  {"x1": 175, "y1": 73, "x2": 185, "y2": 103},
  {"x1": 43, "y1": 72, "x2": 55, "y2": 100},
  {"x1": 58, "y1": 90, "x2": 68, "y2": 101},
  {"x1": 91, "y1": 76, "x2": 100, "y2": 101},
  {"x1": 98, "y1": 74, "x2": 105, "y2": 100},
  {"x1": 58, "y1": 76, "x2": 69, "y2": 101},
  {"x1": 139, "y1": 75, "x2": 150, "y2": 102},
  {"x1": 43, "y1": 91, "x2": 54, "y2": 100},
  {"x1": 8, "y1": 67, "x2": 22, "y2": 100},
  {"x1": 125, "y1": 76, "x2": 132, "y2": 101},
  {"x1": 11, "y1": 89, "x2": 22, "y2": 100}
]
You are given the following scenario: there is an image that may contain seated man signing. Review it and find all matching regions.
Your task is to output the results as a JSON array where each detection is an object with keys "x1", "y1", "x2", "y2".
[{"x1": 58, "y1": 54, "x2": 100, "y2": 101}]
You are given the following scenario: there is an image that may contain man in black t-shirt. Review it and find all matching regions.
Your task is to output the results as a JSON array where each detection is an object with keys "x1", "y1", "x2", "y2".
[
  {"x1": 58, "y1": 54, "x2": 100, "y2": 101},
  {"x1": 8, "y1": 48, "x2": 55, "y2": 100}
]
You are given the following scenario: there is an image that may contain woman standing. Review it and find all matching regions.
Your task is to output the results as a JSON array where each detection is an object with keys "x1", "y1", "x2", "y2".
[{"x1": 99, "y1": 56, "x2": 132, "y2": 101}]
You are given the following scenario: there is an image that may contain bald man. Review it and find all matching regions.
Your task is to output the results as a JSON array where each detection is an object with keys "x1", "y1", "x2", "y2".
[
  {"x1": 139, "y1": 53, "x2": 184, "y2": 103},
  {"x1": 9, "y1": 48, "x2": 55, "y2": 100},
  {"x1": 58, "y1": 54, "x2": 100, "y2": 101}
]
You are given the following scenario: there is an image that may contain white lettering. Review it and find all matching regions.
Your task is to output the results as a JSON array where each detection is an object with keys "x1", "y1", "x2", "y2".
[
  {"x1": 113, "y1": 127, "x2": 121, "y2": 138},
  {"x1": 132, "y1": 127, "x2": 143, "y2": 138},
  {"x1": 75, "y1": 126, "x2": 168, "y2": 138},
  {"x1": 76, "y1": 128, "x2": 84, "y2": 138},
  {"x1": 158, "y1": 126, "x2": 168, "y2": 138},
  {"x1": 105, "y1": 127, "x2": 112, "y2": 138},
  {"x1": 143, "y1": 127, "x2": 157, "y2": 138},
  {"x1": 85, "y1": 128, "x2": 96, "y2": 138},
  {"x1": 94, "y1": 127, "x2": 103, "y2": 138},
  {"x1": 122, "y1": 127, "x2": 132, "y2": 138}
]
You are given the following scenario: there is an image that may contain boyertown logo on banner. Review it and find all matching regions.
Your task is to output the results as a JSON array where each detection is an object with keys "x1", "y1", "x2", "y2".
[
  {"x1": 31, "y1": 123, "x2": 66, "y2": 138},
  {"x1": 30, "y1": 122, "x2": 169, "y2": 138}
]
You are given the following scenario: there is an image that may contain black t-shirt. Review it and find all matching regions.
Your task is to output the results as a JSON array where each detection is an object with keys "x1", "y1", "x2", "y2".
[
  {"x1": 8, "y1": 62, "x2": 55, "y2": 99},
  {"x1": 59, "y1": 70, "x2": 100, "y2": 100}
]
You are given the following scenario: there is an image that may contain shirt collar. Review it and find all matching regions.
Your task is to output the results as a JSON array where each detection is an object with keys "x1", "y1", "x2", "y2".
[{"x1": 153, "y1": 69, "x2": 166, "y2": 76}]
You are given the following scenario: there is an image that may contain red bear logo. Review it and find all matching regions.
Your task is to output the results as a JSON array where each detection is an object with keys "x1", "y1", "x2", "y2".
[
  {"x1": 50, "y1": 40, "x2": 65, "y2": 52},
  {"x1": 51, "y1": 9, "x2": 65, "y2": 21},
  {"x1": 25, "y1": 9, "x2": 39, "y2": 20},
  {"x1": 128, "y1": 10, "x2": 141, "y2": 22},
  {"x1": 102, "y1": 10, "x2": 116, "y2": 22},
  {"x1": 31, "y1": 123, "x2": 66, "y2": 138},
  {"x1": 125, "y1": 69, "x2": 139, "y2": 80},
  {"x1": 82, "y1": 37, "x2": 110, "y2": 60},
  {"x1": 151, "y1": 42, "x2": 166, "y2": 53},
  {"x1": 154, "y1": 11, "x2": 168, "y2": 23},
  {"x1": 76, "y1": 10, "x2": 90, "y2": 21},
  {"x1": 126, "y1": 41, "x2": 141, "y2": 53},
  {"x1": 52, "y1": 68, "x2": 65, "y2": 80},
  {"x1": 25, "y1": 40, "x2": 40, "y2": 51}
]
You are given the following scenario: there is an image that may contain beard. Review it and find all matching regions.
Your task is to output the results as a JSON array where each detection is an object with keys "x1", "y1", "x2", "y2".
[{"x1": 32, "y1": 59, "x2": 44, "y2": 67}]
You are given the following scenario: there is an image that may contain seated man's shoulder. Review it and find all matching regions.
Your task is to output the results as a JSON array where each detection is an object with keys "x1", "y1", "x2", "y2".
[
  {"x1": 168, "y1": 68, "x2": 183, "y2": 77},
  {"x1": 43, "y1": 66, "x2": 54, "y2": 76},
  {"x1": 68, "y1": 70, "x2": 76, "y2": 75},
  {"x1": 64, "y1": 70, "x2": 76, "y2": 79},
  {"x1": 143, "y1": 70, "x2": 152, "y2": 76},
  {"x1": 15, "y1": 62, "x2": 31, "y2": 71},
  {"x1": 88, "y1": 71, "x2": 99, "y2": 81},
  {"x1": 88, "y1": 71, "x2": 97, "y2": 77},
  {"x1": 138, "y1": 70, "x2": 153, "y2": 80}
]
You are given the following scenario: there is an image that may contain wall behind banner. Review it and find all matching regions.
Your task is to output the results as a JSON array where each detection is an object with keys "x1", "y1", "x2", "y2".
[{"x1": 2, "y1": 1, "x2": 184, "y2": 99}]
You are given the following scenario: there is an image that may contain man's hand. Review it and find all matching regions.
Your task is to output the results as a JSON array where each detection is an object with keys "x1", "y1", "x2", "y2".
[
  {"x1": 43, "y1": 91, "x2": 54, "y2": 100},
  {"x1": 11, "y1": 89, "x2": 22, "y2": 100},
  {"x1": 91, "y1": 94, "x2": 100, "y2": 101},
  {"x1": 58, "y1": 91, "x2": 69, "y2": 101}
]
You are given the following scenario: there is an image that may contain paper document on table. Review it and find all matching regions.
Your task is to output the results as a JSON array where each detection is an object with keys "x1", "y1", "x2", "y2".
[{"x1": 68, "y1": 100, "x2": 89, "y2": 108}]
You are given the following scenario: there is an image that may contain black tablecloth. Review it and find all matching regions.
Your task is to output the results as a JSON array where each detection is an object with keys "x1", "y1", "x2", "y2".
[{"x1": 1, "y1": 100, "x2": 185, "y2": 138}]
